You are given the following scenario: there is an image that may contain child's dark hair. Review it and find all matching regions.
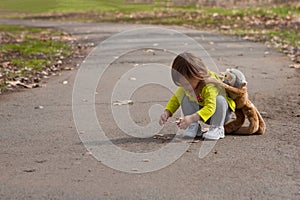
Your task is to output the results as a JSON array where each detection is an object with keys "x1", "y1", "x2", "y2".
[{"x1": 171, "y1": 52, "x2": 210, "y2": 86}]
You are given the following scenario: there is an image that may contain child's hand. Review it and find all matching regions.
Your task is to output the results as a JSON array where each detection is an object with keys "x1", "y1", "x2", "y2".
[
  {"x1": 177, "y1": 113, "x2": 200, "y2": 129},
  {"x1": 177, "y1": 115, "x2": 194, "y2": 130},
  {"x1": 159, "y1": 110, "x2": 171, "y2": 126}
]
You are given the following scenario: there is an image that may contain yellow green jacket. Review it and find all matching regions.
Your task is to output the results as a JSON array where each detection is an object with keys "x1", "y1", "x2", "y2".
[{"x1": 165, "y1": 71, "x2": 236, "y2": 122}]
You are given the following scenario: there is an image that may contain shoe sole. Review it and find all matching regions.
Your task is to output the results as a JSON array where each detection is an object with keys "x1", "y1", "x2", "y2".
[{"x1": 203, "y1": 134, "x2": 225, "y2": 140}]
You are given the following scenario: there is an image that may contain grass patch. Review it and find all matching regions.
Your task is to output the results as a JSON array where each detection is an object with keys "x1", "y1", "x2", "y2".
[
  {"x1": 0, "y1": 0, "x2": 59, "y2": 13},
  {"x1": 0, "y1": 25, "x2": 73, "y2": 93},
  {"x1": 11, "y1": 59, "x2": 50, "y2": 71},
  {"x1": 0, "y1": 0, "x2": 159, "y2": 15},
  {"x1": 0, "y1": 0, "x2": 299, "y2": 17},
  {"x1": 268, "y1": 30, "x2": 299, "y2": 44},
  {"x1": 1, "y1": 40, "x2": 71, "y2": 57},
  {"x1": 270, "y1": 5, "x2": 300, "y2": 16}
]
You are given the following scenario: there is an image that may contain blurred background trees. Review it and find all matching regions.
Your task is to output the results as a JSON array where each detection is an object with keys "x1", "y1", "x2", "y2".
[{"x1": 126, "y1": 0, "x2": 298, "y2": 7}]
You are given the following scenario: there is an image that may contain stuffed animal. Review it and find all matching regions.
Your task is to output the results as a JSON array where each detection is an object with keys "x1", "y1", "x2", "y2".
[{"x1": 208, "y1": 68, "x2": 266, "y2": 135}]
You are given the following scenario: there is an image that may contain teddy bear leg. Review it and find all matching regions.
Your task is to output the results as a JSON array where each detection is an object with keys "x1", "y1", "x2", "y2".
[
  {"x1": 224, "y1": 109, "x2": 245, "y2": 134},
  {"x1": 235, "y1": 109, "x2": 259, "y2": 134},
  {"x1": 256, "y1": 109, "x2": 266, "y2": 135}
]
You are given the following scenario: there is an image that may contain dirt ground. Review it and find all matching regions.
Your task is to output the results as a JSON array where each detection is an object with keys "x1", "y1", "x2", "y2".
[{"x1": 0, "y1": 19, "x2": 299, "y2": 199}]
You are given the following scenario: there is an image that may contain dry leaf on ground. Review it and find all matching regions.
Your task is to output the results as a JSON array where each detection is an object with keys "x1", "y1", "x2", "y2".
[{"x1": 112, "y1": 100, "x2": 134, "y2": 106}]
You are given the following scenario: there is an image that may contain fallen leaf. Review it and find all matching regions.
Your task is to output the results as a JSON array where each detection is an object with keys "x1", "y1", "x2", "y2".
[
  {"x1": 62, "y1": 67, "x2": 74, "y2": 71},
  {"x1": 213, "y1": 13, "x2": 219, "y2": 17},
  {"x1": 145, "y1": 49, "x2": 155, "y2": 53},
  {"x1": 42, "y1": 71, "x2": 49, "y2": 76},
  {"x1": 7, "y1": 81, "x2": 39, "y2": 89},
  {"x1": 243, "y1": 35, "x2": 256, "y2": 41},
  {"x1": 189, "y1": 140, "x2": 200, "y2": 144},
  {"x1": 7, "y1": 81, "x2": 21, "y2": 87},
  {"x1": 61, "y1": 36, "x2": 76, "y2": 41},
  {"x1": 1, "y1": 61, "x2": 10, "y2": 68},
  {"x1": 35, "y1": 160, "x2": 47, "y2": 163},
  {"x1": 260, "y1": 111, "x2": 268, "y2": 118},
  {"x1": 16, "y1": 38, "x2": 24, "y2": 43},
  {"x1": 289, "y1": 63, "x2": 300, "y2": 69},
  {"x1": 142, "y1": 159, "x2": 150, "y2": 162},
  {"x1": 220, "y1": 25, "x2": 230, "y2": 30},
  {"x1": 34, "y1": 105, "x2": 44, "y2": 109},
  {"x1": 113, "y1": 100, "x2": 134, "y2": 106},
  {"x1": 23, "y1": 169, "x2": 36, "y2": 173}
]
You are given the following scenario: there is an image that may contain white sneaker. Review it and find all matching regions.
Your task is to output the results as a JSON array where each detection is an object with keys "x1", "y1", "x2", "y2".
[
  {"x1": 203, "y1": 126, "x2": 225, "y2": 140},
  {"x1": 182, "y1": 122, "x2": 201, "y2": 138}
]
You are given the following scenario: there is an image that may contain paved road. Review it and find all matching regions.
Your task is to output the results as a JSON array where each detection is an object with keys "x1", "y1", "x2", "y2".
[{"x1": 0, "y1": 19, "x2": 299, "y2": 199}]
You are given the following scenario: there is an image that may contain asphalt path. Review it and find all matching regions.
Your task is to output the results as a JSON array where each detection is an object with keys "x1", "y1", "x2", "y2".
[{"x1": 0, "y1": 19, "x2": 299, "y2": 200}]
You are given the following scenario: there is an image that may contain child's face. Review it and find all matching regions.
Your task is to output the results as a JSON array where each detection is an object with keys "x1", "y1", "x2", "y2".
[{"x1": 179, "y1": 77, "x2": 199, "y2": 94}]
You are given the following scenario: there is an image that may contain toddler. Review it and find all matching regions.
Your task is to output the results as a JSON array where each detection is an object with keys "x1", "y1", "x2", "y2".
[{"x1": 159, "y1": 52, "x2": 236, "y2": 140}]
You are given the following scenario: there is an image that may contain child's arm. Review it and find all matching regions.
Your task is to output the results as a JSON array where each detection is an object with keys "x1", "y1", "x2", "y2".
[
  {"x1": 164, "y1": 87, "x2": 185, "y2": 116},
  {"x1": 196, "y1": 84, "x2": 219, "y2": 123},
  {"x1": 159, "y1": 110, "x2": 172, "y2": 125},
  {"x1": 177, "y1": 84, "x2": 218, "y2": 129},
  {"x1": 164, "y1": 95, "x2": 180, "y2": 116},
  {"x1": 159, "y1": 87, "x2": 185, "y2": 125}
]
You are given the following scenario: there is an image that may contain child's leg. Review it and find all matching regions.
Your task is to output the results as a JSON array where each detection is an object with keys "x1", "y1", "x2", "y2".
[
  {"x1": 210, "y1": 95, "x2": 231, "y2": 126},
  {"x1": 181, "y1": 95, "x2": 201, "y2": 137},
  {"x1": 203, "y1": 95, "x2": 231, "y2": 140},
  {"x1": 181, "y1": 95, "x2": 200, "y2": 116}
]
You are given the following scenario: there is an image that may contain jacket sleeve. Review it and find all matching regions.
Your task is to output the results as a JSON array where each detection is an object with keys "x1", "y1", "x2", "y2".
[
  {"x1": 197, "y1": 84, "x2": 218, "y2": 122},
  {"x1": 165, "y1": 87, "x2": 185, "y2": 115}
]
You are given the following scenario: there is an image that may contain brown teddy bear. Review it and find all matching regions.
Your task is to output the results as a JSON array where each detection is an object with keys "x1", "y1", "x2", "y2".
[{"x1": 208, "y1": 68, "x2": 266, "y2": 135}]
